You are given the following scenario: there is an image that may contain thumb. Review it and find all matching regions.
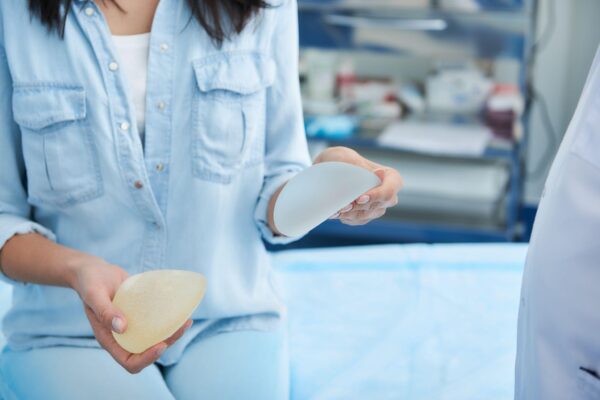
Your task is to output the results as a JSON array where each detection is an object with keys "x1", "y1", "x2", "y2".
[
  {"x1": 87, "y1": 293, "x2": 127, "y2": 334},
  {"x1": 374, "y1": 169, "x2": 386, "y2": 183}
]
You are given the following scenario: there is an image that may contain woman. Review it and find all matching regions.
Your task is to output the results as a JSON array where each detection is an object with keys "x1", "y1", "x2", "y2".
[{"x1": 0, "y1": 0, "x2": 402, "y2": 399}]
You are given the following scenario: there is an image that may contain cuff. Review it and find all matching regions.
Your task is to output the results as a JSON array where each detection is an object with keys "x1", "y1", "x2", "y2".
[
  {"x1": 254, "y1": 169, "x2": 305, "y2": 245},
  {"x1": 0, "y1": 214, "x2": 56, "y2": 285}
]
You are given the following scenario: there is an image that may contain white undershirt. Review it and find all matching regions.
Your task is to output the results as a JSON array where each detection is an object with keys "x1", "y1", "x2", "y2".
[{"x1": 112, "y1": 33, "x2": 151, "y2": 140}]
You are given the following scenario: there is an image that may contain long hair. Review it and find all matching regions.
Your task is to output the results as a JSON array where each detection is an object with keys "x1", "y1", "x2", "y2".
[{"x1": 27, "y1": 0, "x2": 270, "y2": 44}]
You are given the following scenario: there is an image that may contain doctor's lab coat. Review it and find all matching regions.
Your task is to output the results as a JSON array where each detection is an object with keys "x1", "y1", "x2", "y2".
[{"x1": 516, "y1": 46, "x2": 600, "y2": 399}]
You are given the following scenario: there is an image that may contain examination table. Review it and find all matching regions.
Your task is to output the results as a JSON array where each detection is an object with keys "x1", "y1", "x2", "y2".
[{"x1": 0, "y1": 243, "x2": 527, "y2": 400}]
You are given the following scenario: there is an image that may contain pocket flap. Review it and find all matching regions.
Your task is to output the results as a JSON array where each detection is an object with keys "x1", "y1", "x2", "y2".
[
  {"x1": 12, "y1": 84, "x2": 86, "y2": 130},
  {"x1": 193, "y1": 52, "x2": 276, "y2": 95}
]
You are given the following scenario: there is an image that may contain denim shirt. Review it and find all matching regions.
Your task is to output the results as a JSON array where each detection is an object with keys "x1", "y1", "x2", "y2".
[{"x1": 0, "y1": 0, "x2": 310, "y2": 364}]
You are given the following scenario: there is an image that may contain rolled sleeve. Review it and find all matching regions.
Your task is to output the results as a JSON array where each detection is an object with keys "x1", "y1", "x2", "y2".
[
  {"x1": 0, "y1": 215, "x2": 56, "y2": 284},
  {"x1": 0, "y1": 214, "x2": 56, "y2": 251},
  {"x1": 254, "y1": 0, "x2": 311, "y2": 245}
]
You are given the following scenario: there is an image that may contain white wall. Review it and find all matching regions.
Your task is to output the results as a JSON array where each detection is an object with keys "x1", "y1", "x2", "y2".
[{"x1": 525, "y1": 0, "x2": 600, "y2": 204}]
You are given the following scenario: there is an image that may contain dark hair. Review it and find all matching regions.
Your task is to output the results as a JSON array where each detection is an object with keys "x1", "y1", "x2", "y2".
[{"x1": 27, "y1": 0, "x2": 270, "y2": 44}]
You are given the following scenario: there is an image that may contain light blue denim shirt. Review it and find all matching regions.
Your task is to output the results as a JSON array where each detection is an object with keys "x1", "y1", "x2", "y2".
[{"x1": 0, "y1": 0, "x2": 310, "y2": 364}]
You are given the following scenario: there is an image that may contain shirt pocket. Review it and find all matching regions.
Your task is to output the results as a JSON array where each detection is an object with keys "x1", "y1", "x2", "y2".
[
  {"x1": 572, "y1": 94, "x2": 600, "y2": 170},
  {"x1": 12, "y1": 83, "x2": 103, "y2": 207},
  {"x1": 191, "y1": 51, "x2": 275, "y2": 184}
]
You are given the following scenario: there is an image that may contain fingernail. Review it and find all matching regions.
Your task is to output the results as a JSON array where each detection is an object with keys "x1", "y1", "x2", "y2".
[
  {"x1": 357, "y1": 195, "x2": 370, "y2": 204},
  {"x1": 329, "y1": 212, "x2": 340, "y2": 219},
  {"x1": 186, "y1": 320, "x2": 193, "y2": 329},
  {"x1": 112, "y1": 317, "x2": 125, "y2": 334},
  {"x1": 156, "y1": 345, "x2": 166, "y2": 357},
  {"x1": 340, "y1": 204, "x2": 353, "y2": 213}
]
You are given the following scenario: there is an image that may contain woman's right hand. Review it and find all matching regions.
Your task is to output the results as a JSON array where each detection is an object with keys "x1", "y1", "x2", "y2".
[{"x1": 71, "y1": 257, "x2": 192, "y2": 374}]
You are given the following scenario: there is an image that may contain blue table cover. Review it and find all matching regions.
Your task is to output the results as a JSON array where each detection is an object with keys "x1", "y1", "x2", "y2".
[{"x1": 273, "y1": 244, "x2": 527, "y2": 400}]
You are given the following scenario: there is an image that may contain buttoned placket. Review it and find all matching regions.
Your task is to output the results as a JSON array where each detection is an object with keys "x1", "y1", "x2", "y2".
[
  {"x1": 143, "y1": 0, "x2": 176, "y2": 220},
  {"x1": 73, "y1": 1, "x2": 170, "y2": 271}
]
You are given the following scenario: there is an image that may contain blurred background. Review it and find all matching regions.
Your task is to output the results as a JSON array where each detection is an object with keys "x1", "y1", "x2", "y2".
[{"x1": 272, "y1": 0, "x2": 600, "y2": 249}]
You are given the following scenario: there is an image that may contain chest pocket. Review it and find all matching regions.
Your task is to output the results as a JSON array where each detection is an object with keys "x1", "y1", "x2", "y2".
[
  {"x1": 191, "y1": 52, "x2": 275, "y2": 184},
  {"x1": 12, "y1": 84, "x2": 103, "y2": 207}
]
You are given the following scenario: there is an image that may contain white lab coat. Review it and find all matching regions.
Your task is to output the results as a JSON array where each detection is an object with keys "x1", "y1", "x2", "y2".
[{"x1": 516, "y1": 46, "x2": 600, "y2": 399}]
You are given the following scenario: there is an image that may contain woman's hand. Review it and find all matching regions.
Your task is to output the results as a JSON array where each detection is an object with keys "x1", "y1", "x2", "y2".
[
  {"x1": 314, "y1": 146, "x2": 403, "y2": 226},
  {"x1": 71, "y1": 257, "x2": 192, "y2": 374}
]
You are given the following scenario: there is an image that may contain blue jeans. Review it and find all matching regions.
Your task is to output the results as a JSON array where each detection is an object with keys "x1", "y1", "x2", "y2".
[{"x1": 0, "y1": 329, "x2": 289, "y2": 400}]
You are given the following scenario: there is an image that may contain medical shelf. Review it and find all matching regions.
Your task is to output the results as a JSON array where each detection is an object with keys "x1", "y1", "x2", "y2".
[
  {"x1": 306, "y1": 135, "x2": 519, "y2": 162},
  {"x1": 298, "y1": 1, "x2": 533, "y2": 62},
  {"x1": 299, "y1": 7, "x2": 532, "y2": 33},
  {"x1": 296, "y1": 0, "x2": 536, "y2": 244}
]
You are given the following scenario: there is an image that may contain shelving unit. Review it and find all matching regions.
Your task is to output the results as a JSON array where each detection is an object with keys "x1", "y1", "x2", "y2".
[{"x1": 295, "y1": 0, "x2": 538, "y2": 245}]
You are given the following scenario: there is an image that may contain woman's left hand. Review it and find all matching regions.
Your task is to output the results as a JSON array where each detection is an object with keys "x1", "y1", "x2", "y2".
[{"x1": 314, "y1": 146, "x2": 403, "y2": 226}]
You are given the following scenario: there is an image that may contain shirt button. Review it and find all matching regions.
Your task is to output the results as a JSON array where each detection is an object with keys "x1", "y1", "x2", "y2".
[
  {"x1": 84, "y1": 7, "x2": 95, "y2": 16},
  {"x1": 109, "y1": 62, "x2": 119, "y2": 71},
  {"x1": 120, "y1": 121, "x2": 130, "y2": 131},
  {"x1": 157, "y1": 101, "x2": 166, "y2": 111},
  {"x1": 134, "y1": 181, "x2": 144, "y2": 189},
  {"x1": 159, "y1": 43, "x2": 169, "y2": 52},
  {"x1": 155, "y1": 163, "x2": 165, "y2": 172}
]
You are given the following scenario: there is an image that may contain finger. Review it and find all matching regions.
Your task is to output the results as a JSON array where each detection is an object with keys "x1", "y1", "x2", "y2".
[
  {"x1": 374, "y1": 168, "x2": 386, "y2": 183},
  {"x1": 338, "y1": 203, "x2": 354, "y2": 214},
  {"x1": 340, "y1": 218, "x2": 370, "y2": 226},
  {"x1": 338, "y1": 210, "x2": 364, "y2": 221},
  {"x1": 351, "y1": 201, "x2": 384, "y2": 213},
  {"x1": 365, "y1": 183, "x2": 397, "y2": 204},
  {"x1": 372, "y1": 207, "x2": 387, "y2": 219},
  {"x1": 362, "y1": 168, "x2": 403, "y2": 204},
  {"x1": 363, "y1": 188, "x2": 398, "y2": 208},
  {"x1": 356, "y1": 195, "x2": 370, "y2": 205},
  {"x1": 123, "y1": 343, "x2": 167, "y2": 374},
  {"x1": 85, "y1": 304, "x2": 167, "y2": 374},
  {"x1": 86, "y1": 306, "x2": 141, "y2": 373},
  {"x1": 85, "y1": 305, "x2": 133, "y2": 365},
  {"x1": 163, "y1": 320, "x2": 193, "y2": 347},
  {"x1": 340, "y1": 215, "x2": 383, "y2": 226},
  {"x1": 340, "y1": 208, "x2": 387, "y2": 224},
  {"x1": 337, "y1": 210, "x2": 361, "y2": 221},
  {"x1": 86, "y1": 290, "x2": 127, "y2": 334},
  {"x1": 338, "y1": 209, "x2": 375, "y2": 221}
]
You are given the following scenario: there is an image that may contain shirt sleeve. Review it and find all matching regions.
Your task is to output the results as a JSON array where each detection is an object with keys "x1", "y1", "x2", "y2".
[
  {"x1": 254, "y1": 0, "x2": 312, "y2": 245},
  {"x1": 0, "y1": 28, "x2": 56, "y2": 284}
]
